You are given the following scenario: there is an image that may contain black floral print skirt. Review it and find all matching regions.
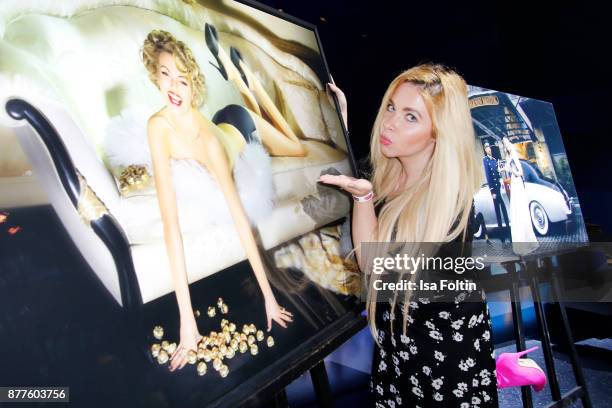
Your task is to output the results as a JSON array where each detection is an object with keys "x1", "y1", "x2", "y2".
[{"x1": 369, "y1": 289, "x2": 499, "y2": 407}]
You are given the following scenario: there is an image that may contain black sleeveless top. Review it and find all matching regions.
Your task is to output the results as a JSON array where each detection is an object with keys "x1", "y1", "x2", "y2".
[{"x1": 374, "y1": 199, "x2": 479, "y2": 296}]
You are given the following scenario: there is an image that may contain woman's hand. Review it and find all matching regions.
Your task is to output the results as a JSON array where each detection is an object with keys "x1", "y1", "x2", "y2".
[
  {"x1": 169, "y1": 317, "x2": 202, "y2": 372},
  {"x1": 326, "y1": 79, "x2": 347, "y2": 129},
  {"x1": 264, "y1": 296, "x2": 293, "y2": 332},
  {"x1": 318, "y1": 174, "x2": 373, "y2": 197}
]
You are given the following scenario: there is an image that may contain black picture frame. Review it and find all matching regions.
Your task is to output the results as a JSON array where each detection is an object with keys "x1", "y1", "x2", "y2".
[{"x1": 3, "y1": 1, "x2": 366, "y2": 406}]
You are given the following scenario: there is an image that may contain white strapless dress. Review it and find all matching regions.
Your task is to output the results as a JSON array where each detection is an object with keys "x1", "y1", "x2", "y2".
[
  {"x1": 104, "y1": 106, "x2": 274, "y2": 227},
  {"x1": 507, "y1": 165, "x2": 539, "y2": 255},
  {"x1": 169, "y1": 144, "x2": 274, "y2": 226}
]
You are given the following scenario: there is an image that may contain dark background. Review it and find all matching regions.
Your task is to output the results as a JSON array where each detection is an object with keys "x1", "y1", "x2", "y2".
[{"x1": 257, "y1": 0, "x2": 612, "y2": 238}]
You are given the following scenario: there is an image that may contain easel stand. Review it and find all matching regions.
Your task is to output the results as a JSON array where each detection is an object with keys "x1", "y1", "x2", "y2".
[
  {"x1": 501, "y1": 254, "x2": 593, "y2": 408},
  {"x1": 309, "y1": 361, "x2": 335, "y2": 408},
  {"x1": 265, "y1": 360, "x2": 334, "y2": 408}
]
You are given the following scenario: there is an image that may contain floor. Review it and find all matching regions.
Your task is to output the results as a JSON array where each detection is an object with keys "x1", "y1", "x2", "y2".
[{"x1": 1, "y1": 205, "x2": 610, "y2": 407}]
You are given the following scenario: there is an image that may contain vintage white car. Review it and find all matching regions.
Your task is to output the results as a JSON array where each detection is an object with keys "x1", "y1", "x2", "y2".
[{"x1": 474, "y1": 159, "x2": 572, "y2": 237}]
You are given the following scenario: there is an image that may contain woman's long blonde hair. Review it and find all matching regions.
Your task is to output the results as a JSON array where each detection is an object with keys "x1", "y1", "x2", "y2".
[{"x1": 364, "y1": 63, "x2": 481, "y2": 344}]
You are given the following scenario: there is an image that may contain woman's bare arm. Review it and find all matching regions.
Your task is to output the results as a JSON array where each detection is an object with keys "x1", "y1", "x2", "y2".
[
  {"x1": 352, "y1": 197, "x2": 378, "y2": 266},
  {"x1": 322, "y1": 80, "x2": 376, "y2": 265},
  {"x1": 317, "y1": 175, "x2": 377, "y2": 267},
  {"x1": 204, "y1": 135, "x2": 294, "y2": 330},
  {"x1": 148, "y1": 117, "x2": 195, "y2": 320},
  {"x1": 203, "y1": 136, "x2": 275, "y2": 300},
  {"x1": 147, "y1": 116, "x2": 203, "y2": 369}
]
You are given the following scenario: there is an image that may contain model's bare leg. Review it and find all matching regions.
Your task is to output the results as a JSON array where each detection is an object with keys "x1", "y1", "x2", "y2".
[
  {"x1": 216, "y1": 46, "x2": 261, "y2": 115},
  {"x1": 216, "y1": 45, "x2": 304, "y2": 156},
  {"x1": 248, "y1": 110, "x2": 306, "y2": 157},
  {"x1": 237, "y1": 59, "x2": 301, "y2": 145}
]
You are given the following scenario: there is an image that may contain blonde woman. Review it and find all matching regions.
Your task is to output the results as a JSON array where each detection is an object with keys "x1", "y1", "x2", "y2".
[
  {"x1": 502, "y1": 136, "x2": 539, "y2": 253},
  {"x1": 321, "y1": 65, "x2": 498, "y2": 406},
  {"x1": 142, "y1": 30, "x2": 295, "y2": 372}
]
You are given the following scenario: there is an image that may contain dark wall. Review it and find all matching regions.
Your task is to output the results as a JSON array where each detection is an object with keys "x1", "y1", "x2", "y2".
[{"x1": 259, "y1": 0, "x2": 612, "y2": 236}]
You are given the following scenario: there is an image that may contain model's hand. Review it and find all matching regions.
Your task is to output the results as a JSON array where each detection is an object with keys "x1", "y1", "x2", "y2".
[
  {"x1": 492, "y1": 193, "x2": 497, "y2": 199},
  {"x1": 169, "y1": 318, "x2": 202, "y2": 372},
  {"x1": 318, "y1": 174, "x2": 372, "y2": 197},
  {"x1": 326, "y1": 80, "x2": 347, "y2": 129},
  {"x1": 265, "y1": 296, "x2": 293, "y2": 332}
]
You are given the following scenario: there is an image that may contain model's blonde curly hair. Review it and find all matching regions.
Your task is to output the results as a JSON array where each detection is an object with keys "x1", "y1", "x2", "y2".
[{"x1": 142, "y1": 29, "x2": 206, "y2": 107}]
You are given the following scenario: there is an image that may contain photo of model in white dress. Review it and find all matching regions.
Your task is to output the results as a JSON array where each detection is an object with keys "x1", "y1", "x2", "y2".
[{"x1": 502, "y1": 136, "x2": 540, "y2": 254}]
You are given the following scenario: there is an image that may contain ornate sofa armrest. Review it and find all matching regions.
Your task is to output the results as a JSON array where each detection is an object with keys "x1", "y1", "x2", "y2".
[{"x1": 5, "y1": 98, "x2": 143, "y2": 317}]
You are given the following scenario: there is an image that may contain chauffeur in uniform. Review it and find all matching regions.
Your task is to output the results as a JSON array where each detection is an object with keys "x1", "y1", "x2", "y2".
[{"x1": 482, "y1": 141, "x2": 510, "y2": 240}]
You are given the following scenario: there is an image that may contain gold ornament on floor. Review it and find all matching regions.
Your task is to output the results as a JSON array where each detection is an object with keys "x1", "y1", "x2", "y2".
[
  {"x1": 148, "y1": 299, "x2": 279, "y2": 377},
  {"x1": 166, "y1": 343, "x2": 177, "y2": 355},
  {"x1": 188, "y1": 350, "x2": 197, "y2": 364},
  {"x1": 157, "y1": 350, "x2": 169, "y2": 364},
  {"x1": 212, "y1": 358, "x2": 222, "y2": 371},
  {"x1": 153, "y1": 326, "x2": 164, "y2": 340},
  {"x1": 219, "y1": 364, "x2": 229, "y2": 378}
]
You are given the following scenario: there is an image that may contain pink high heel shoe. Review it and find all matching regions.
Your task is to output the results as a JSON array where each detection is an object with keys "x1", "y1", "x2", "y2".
[{"x1": 496, "y1": 346, "x2": 547, "y2": 392}]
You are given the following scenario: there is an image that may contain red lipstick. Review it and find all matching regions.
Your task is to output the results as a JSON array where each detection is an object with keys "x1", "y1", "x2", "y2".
[{"x1": 167, "y1": 92, "x2": 182, "y2": 107}]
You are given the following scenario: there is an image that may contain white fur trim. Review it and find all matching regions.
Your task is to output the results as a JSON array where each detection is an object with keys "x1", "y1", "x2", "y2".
[
  {"x1": 233, "y1": 142, "x2": 275, "y2": 224},
  {"x1": 103, "y1": 105, "x2": 153, "y2": 171},
  {"x1": 104, "y1": 105, "x2": 274, "y2": 226},
  {"x1": 170, "y1": 142, "x2": 274, "y2": 227}
]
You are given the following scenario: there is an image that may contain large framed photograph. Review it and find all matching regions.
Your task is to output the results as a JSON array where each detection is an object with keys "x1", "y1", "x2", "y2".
[
  {"x1": 468, "y1": 86, "x2": 588, "y2": 254},
  {"x1": 0, "y1": 0, "x2": 362, "y2": 406}
]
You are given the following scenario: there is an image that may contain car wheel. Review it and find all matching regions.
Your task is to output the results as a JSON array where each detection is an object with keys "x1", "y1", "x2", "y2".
[{"x1": 530, "y1": 201, "x2": 549, "y2": 236}]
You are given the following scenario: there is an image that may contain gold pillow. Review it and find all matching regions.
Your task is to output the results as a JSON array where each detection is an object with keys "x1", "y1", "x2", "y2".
[{"x1": 115, "y1": 165, "x2": 155, "y2": 197}]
